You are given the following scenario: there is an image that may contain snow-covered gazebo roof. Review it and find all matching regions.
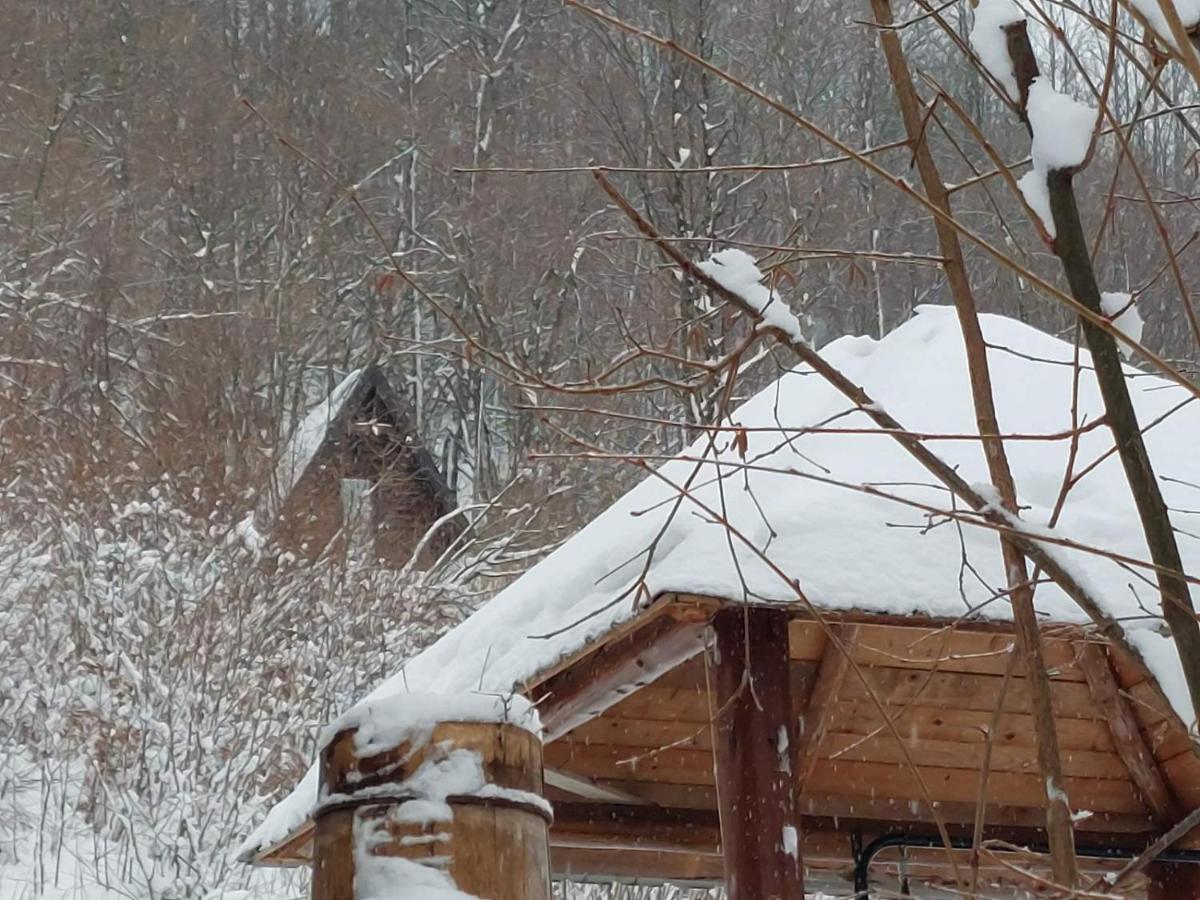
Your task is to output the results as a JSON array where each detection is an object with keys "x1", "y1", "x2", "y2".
[{"x1": 240, "y1": 306, "x2": 1200, "y2": 877}]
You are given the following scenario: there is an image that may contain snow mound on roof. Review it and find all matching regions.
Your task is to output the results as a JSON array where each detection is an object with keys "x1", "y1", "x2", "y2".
[{"x1": 241, "y1": 305, "x2": 1200, "y2": 857}]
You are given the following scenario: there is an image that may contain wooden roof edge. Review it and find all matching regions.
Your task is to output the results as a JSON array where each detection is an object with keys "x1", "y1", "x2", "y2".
[
  {"x1": 519, "y1": 591, "x2": 1183, "y2": 721},
  {"x1": 521, "y1": 593, "x2": 699, "y2": 695},
  {"x1": 670, "y1": 592, "x2": 1097, "y2": 636},
  {"x1": 674, "y1": 594, "x2": 1199, "y2": 750},
  {"x1": 1076, "y1": 641, "x2": 1185, "y2": 826},
  {"x1": 520, "y1": 591, "x2": 1100, "y2": 745},
  {"x1": 669, "y1": 593, "x2": 1200, "y2": 825},
  {"x1": 247, "y1": 819, "x2": 315, "y2": 867},
  {"x1": 527, "y1": 594, "x2": 713, "y2": 742}
]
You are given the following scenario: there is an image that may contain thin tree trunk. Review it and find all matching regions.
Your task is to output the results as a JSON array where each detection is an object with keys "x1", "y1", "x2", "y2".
[
  {"x1": 868, "y1": 0, "x2": 1077, "y2": 886},
  {"x1": 1002, "y1": 17, "x2": 1200, "y2": 732}
]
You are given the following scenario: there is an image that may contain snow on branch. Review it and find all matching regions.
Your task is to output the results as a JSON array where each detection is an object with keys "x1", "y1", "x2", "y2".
[
  {"x1": 1018, "y1": 78, "x2": 1099, "y2": 238},
  {"x1": 1100, "y1": 291, "x2": 1145, "y2": 359},
  {"x1": 697, "y1": 248, "x2": 805, "y2": 342},
  {"x1": 972, "y1": 9, "x2": 1099, "y2": 241},
  {"x1": 1017, "y1": 169, "x2": 1056, "y2": 239},
  {"x1": 969, "y1": 0, "x2": 1026, "y2": 101},
  {"x1": 1026, "y1": 79, "x2": 1097, "y2": 172}
]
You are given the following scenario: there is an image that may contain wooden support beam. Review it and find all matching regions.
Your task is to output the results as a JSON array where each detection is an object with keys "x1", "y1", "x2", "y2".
[
  {"x1": 1076, "y1": 641, "x2": 1183, "y2": 826},
  {"x1": 554, "y1": 775, "x2": 1157, "y2": 836},
  {"x1": 544, "y1": 768, "x2": 648, "y2": 805},
  {"x1": 1146, "y1": 862, "x2": 1200, "y2": 900},
  {"x1": 549, "y1": 803, "x2": 855, "y2": 867},
  {"x1": 797, "y1": 625, "x2": 857, "y2": 788},
  {"x1": 551, "y1": 802, "x2": 721, "y2": 852},
  {"x1": 311, "y1": 735, "x2": 356, "y2": 900},
  {"x1": 531, "y1": 604, "x2": 709, "y2": 741},
  {"x1": 551, "y1": 845, "x2": 725, "y2": 884},
  {"x1": 710, "y1": 606, "x2": 805, "y2": 900}
]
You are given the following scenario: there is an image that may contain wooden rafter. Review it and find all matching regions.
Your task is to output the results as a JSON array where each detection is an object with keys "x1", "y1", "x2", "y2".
[
  {"x1": 251, "y1": 822, "x2": 314, "y2": 866},
  {"x1": 797, "y1": 624, "x2": 858, "y2": 789},
  {"x1": 552, "y1": 801, "x2": 721, "y2": 851},
  {"x1": 530, "y1": 600, "x2": 710, "y2": 741},
  {"x1": 551, "y1": 845, "x2": 724, "y2": 885},
  {"x1": 1076, "y1": 640, "x2": 1183, "y2": 826}
]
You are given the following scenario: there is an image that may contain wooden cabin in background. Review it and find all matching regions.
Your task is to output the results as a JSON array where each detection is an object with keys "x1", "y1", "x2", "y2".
[{"x1": 258, "y1": 366, "x2": 460, "y2": 567}]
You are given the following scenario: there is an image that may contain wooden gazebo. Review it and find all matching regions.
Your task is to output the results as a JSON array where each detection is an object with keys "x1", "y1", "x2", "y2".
[
  {"x1": 239, "y1": 309, "x2": 1200, "y2": 897},
  {"x1": 244, "y1": 594, "x2": 1200, "y2": 897}
]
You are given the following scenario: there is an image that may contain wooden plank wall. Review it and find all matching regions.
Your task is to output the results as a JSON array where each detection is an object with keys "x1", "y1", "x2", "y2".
[
  {"x1": 253, "y1": 605, "x2": 1199, "y2": 890},
  {"x1": 545, "y1": 619, "x2": 1164, "y2": 834}
]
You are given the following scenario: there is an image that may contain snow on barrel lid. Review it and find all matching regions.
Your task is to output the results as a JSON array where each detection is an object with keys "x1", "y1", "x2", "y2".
[
  {"x1": 320, "y1": 691, "x2": 541, "y2": 759},
  {"x1": 239, "y1": 305, "x2": 1200, "y2": 859}
]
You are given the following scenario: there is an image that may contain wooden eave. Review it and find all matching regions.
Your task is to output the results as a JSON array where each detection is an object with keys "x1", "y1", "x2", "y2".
[{"x1": 250, "y1": 592, "x2": 1200, "y2": 888}]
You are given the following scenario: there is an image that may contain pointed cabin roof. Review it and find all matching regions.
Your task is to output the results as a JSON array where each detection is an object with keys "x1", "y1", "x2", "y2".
[{"x1": 259, "y1": 366, "x2": 456, "y2": 529}]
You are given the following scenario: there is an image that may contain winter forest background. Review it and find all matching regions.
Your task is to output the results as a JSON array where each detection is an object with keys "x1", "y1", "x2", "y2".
[{"x1": 2, "y1": 0, "x2": 1198, "y2": 898}]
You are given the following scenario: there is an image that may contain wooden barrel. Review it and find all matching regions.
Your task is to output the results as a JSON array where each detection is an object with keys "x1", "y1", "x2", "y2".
[{"x1": 312, "y1": 718, "x2": 550, "y2": 900}]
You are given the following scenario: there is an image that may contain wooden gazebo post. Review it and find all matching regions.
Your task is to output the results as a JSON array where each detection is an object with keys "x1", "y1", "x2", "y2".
[
  {"x1": 310, "y1": 696, "x2": 551, "y2": 900},
  {"x1": 709, "y1": 606, "x2": 805, "y2": 900}
]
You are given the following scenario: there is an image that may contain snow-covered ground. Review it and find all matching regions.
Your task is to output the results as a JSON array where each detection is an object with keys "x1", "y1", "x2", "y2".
[{"x1": 0, "y1": 749, "x2": 301, "y2": 900}]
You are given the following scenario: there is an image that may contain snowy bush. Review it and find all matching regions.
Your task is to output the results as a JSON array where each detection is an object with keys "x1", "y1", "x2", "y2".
[
  {"x1": 0, "y1": 474, "x2": 681, "y2": 899},
  {"x1": 0, "y1": 474, "x2": 468, "y2": 899}
]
